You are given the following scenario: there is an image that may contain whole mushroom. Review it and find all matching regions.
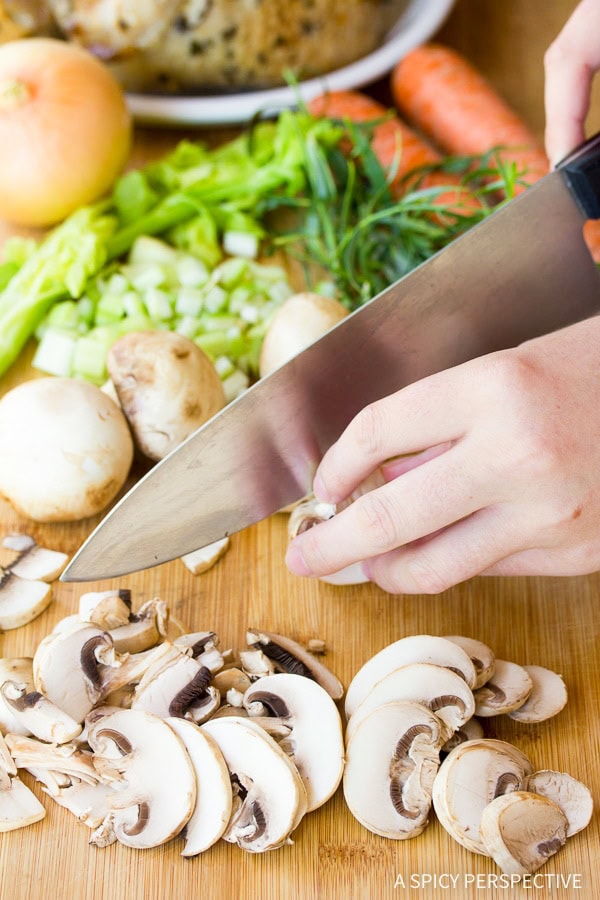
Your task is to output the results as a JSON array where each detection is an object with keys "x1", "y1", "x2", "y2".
[{"x1": 0, "y1": 377, "x2": 133, "y2": 522}]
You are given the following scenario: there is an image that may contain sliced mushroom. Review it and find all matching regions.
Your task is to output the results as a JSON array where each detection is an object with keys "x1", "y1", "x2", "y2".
[
  {"x1": 78, "y1": 589, "x2": 132, "y2": 629},
  {"x1": 441, "y1": 717, "x2": 485, "y2": 755},
  {"x1": 473, "y1": 660, "x2": 533, "y2": 716},
  {"x1": 26, "y1": 764, "x2": 112, "y2": 830},
  {"x1": 507, "y1": 665, "x2": 568, "y2": 723},
  {"x1": 345, "y1": 635, "x2": 477, "y2": 719},
  {"x1": 480, "y1": 791, "x2": 568, "y2": 875},
  {"x1": 0, "y1": 657, "x2": 34, "y2": 735},
  {"x1": 239, "y1": 648, "x2": 276, "y2": 680},
  {"x1": 346, "y1": 663, "x2": 475, "y2": 744},
  {"x1": 343, "y1": 700, "x2": 444, "y2": 839},
  {"x1": 131, "y1": 644, "x2": 220, "y2": 723},
  {"x1": 524, "y1": 770, "x2": 594, "y2": 837},
  {"x1": 180, "y1": 537, "x2": 230, "y2": 574},
  {"x1": 201, "y1": 716, "x2": 308, "y2": 852},
  {"x1": 0, "y1": 680, "x2": 82, "y2": 744},
  {"x1": 165, "y1": 717, "x2": 232, "y2": 857},
  {"x1": 432, "y1": 738, "x2": 534, "y2": 855},
  {"x1": 2, "y1": 534, "x2": 69, "y2": 583},
  {"x1": 213, "y1": 668, "x2": 252, "y2": 707},
  {"x1": 0, "y1": 732, "x2": 45, "y2": 832},
  {"x1": 0, "y1": 568, "x2": 53, "y2": 630},
  {"x1": 444, "y1": 636, "x2": 495, "y2": 689},
  {"x1": 88, "y1": 709, "x2": 197, "y2": 850},
  {"x1": 109, "y1": 598, "x2": 168, "y2": 654},
  {"x1": 243, "y1": 672, "x2": 345, "y2": 812},
  {"x1": 174, "y1": 631, "x2": 225, "y2": 673},
  {"x1": 246, "y1": 629, "x2": 344, "y2": 700}
]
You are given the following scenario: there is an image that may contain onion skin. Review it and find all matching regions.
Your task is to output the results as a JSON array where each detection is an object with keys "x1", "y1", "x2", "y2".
[{"x1": 0, "y1": 38, "x2": 132, "y2": 227}]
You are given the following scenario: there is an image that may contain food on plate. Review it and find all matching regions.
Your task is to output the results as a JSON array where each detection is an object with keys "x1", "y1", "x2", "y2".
[
  {"x1": 49, "y1": 0, "x2": 405, "y2": 92},
  {"x1": 0, "y1": 37, "x2": 131, "y2": 226},
  {"x1": 0, "y1": 377, "x2": 133, "y2": 521},
  {"x1": 107, "y1": 330, "x2": 225, "y2": 461}
]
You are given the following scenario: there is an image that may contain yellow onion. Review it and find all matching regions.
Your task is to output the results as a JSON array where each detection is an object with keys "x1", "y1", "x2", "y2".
[{"x1": 0, "y1": 38, "x2": 132, "y2": 227}]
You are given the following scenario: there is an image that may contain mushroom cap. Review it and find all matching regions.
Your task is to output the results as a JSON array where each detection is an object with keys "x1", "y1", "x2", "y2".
[
  {"x1": 473, "y1": 660, "x2": 533, "y2": 716},
  {"x1": 0, "y1": 570, "x2": 53, "y2": 631},
  {"x1": 243, "y1": 672, "x2": 345, "y2": 812},
  {"x1": 346, "y1": 663, "x2": 475, "y2": 744},
  {"x1": 443, "y1": 636, "x2": 496, "y2": 689},
  {"x1": 0, "y1": 377, "x2": 133, "y2": 521},
  {"x1": 201, "y1": 715, "x2": 308, "y2": 852},
  {"x1": 343, "y1": 700, "x2": 444, "y2": 839},
  {"x1": 107, "y1": 330, "x2": 225, "y2": 461},
  {"x1": 88, "y1": 708, "x2": 196, "y2": 849},
  {"x1": 480, "y1": 791, "x2": 568, "y2": 875},
  {"x1": 432, "y1": 738, "x2": 534, "y2": 854},
  {"x1": 507, "y1": 665, "x2": 568, "y2": 723},
  {"x1": 345, "y1": 635, "x2": 477, "y2": 718},
  {"x1": 165, "y1": 717, "x2": 232, "y2": 856},
  {"x1": 524, "y1": 770, "x2": 594, "y2": 837}
]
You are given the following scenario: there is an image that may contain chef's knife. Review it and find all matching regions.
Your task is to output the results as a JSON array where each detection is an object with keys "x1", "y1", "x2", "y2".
[{"x1": 63, "y1": 133, "x2": 600, "y2": 581}]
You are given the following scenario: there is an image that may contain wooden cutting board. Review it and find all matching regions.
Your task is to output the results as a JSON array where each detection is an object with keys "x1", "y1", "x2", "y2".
[{"x1": 0, "y1": 2, "x2": 598, "y2": 897}]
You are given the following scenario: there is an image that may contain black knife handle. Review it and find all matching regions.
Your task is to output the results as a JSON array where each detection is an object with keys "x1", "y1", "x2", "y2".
[{"x1": 557, "y1": 131, "x2": 600, "y2": 219}]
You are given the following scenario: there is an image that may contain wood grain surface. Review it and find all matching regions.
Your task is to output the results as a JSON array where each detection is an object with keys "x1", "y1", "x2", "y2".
[{"x1": 1, "y1": 2, "x2": 599, "y2": 899}]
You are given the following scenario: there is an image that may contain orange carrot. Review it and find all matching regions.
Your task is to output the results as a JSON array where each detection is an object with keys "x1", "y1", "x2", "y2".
[
  {"x1": 391, "y1": 43, "x2": 600, "y2": 261},
  {"x1": 307, "y1": 90, "x2": 478, "y2": 212},
  {"x1": 391, "y1": 43, "x2": 549, "y2": 189}
]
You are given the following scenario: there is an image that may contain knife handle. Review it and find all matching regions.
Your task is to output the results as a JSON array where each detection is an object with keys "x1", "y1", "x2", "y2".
[{"x1": 557, "y1": 131, "x2": 600, "y2": 219}]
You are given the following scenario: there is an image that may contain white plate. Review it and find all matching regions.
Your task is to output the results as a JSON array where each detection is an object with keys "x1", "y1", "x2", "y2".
[{"x1": 126, "y1": 0, "x2": 455, "y2": 127}]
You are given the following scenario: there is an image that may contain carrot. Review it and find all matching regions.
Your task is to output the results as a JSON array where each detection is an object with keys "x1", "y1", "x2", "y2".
[
  {"x1": 391, "y1": 43, "x2": 600, "y2": 261},
  {"x1": 391, "y1": 43, "x2": 549, "y2": 189},
  {"x1": 307, "y1": 90, "x2": 479, "y2": 212}
]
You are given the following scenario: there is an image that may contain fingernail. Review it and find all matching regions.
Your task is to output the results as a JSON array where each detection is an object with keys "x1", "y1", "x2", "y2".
[
  {"x1": 285, "y1": 541, "x2": 313, "y2": 576},
  {"x1": 313, "y1": 471, "x2": 331, "y2": 502}
]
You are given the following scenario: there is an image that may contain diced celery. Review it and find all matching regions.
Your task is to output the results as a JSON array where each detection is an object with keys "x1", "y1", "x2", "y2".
[
  {"x1": 72, "y1": 332, "x2": 115, "y2": 382},
  {"x1": 96, "y1": 293, "x2": 125, "y2": 324},
  {"x1": 315, "y1": 279, "x2": 337, "y2": 297},
  {"x1": 122, "y1": 291, "x2": 146, "y2": 318},
  {"x1": 267, "y1": 281, "x2": 294, "y2": 304},
  {"x1": 222, "y1": 369, "x2": 250, "y2": 402},
  {"x1": 239, "y1": 304, "x2": 260, "y2": 324},
  {"x1": 213, "y1": 257, "x2": 248, "y2": 288},
  {"x1": 126, "y1": 263, "x2": 172, "y2": 292},
  {"x1": 77, "y1": 296, "x2": 96, "y2": 326},
  {"x1": 129, "y1": 235, "x2": 179, "y2": 265},
  {"x1": 223, "y1": 231, "x2": 259, "y2": 259},
  {"x1": 197, "y1": 315, "x2": 239, "y2": 333},
  {"x1": 145, "y1": 287, "x2": 174, "y2": 321},
  {"x1": 228, "y1": 286, "x2": 252, "y2": 312},
  {"x1": 203, "y1": 284, "x2": 228, "y2": 314},
  {"x1": 175, "y1": 287, "x2": 204, "y2": 317},
  {"x1": 43, "y1": 300, "x2": 80, "y2": 332},
  {"x1": 175, "y1": 255, "x2": 209, "y2": 287},
  {"x1": 248, "y1": 262, "x2": 288, "y2": 283},
  {"x1": 175, "y1": 316, "x2": 200, "y2": 338},
  {"x1": 32, "y1": 329, "x2": 77, "y2": 377},
  {"x1": 214, "y1": 355, "x2": 235, "y2": 378},
  {"x1": 107, "y1": 272, "x2": 130, "y2": 295},
  {"x1": 195, "y1": 331, "x2": 242, "y2": 358}
]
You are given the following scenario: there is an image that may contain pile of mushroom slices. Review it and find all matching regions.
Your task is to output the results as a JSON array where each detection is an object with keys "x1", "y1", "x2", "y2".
[
  {"x1": 0, "y1": 533, "x2": 69, "y2": 630},
  {"x1": 0, "y1": 592, "x2": 346, "y2": 855},
  {"x1": 342, "y1": 634, "x2": 593, "y2": 876}
]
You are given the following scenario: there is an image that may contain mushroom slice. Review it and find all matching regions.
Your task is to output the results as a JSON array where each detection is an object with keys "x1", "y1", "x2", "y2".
[
  {"x1": 239, "y1": 648, "x2": 276, "y2": 679},
  {"x1": 88, "y1": 708, "x2": 196, "y2": 849},
  {"x1": 79, "y1": 589, "x2": 132, "y2": 629},
  {"x1": 343, "y1": 701, "x2": 443, "y2": 839},
  {"x1": 213, "y1": 668, "x2": 251, "y2": 707},
  {"x1": 0, "y1": 568, "x2": 52, "y2": 630},
  {"x1": 180, "y1": 538, "x2": 230, "y2": 574},
  {"x1": 346, "y1": 663, "x2": 475, "y2": 744},
  {"x1": 165, "y1": 717, "x2": 232, "y2": 857},
  {"x1": 246, "y1": 629, "x2": 344, "y2": 700},
  {"x1": 174, "y1": 631, "x2": 225, "y2": 672},
  {"x1": 480, "y1": 791, "x2": 568, "y2": 875},
  {"x1": 507, "y1": 665, "x2": 568, "y2": 723},
  {"x1": 6, "y1": 734, "x2": 101, "y2": 787},
  {"x1": 26, "y1": 765, "x2": 112, "y2": 830},
  {"x1": 524, "y1": 770, "x2": 594, "y2": 837},
  {"x1": 109, "y1": 598, "x2": 168, "y2": 654},
  {"x1": 443, "y1": 636, "x2": 495, "y2": 689},
  {"x1": 2, "y1": 534, "x2": 69, "y2": 583},
  {"x1": 33, "y1": 624, "x2": 123, "y2": 722},
  {"x1": 345, "y1": 635, "x2": 477, "y2": 718},
  {"x1": 202, "y1": 716, "x2": 308, "y2": 853},
  {"x1": 473, "y1": 660, "x2": 533, "y2": 716},
  {"x1": 0, "y1": 680, "x2": 82, "y2": 744},
  {"x1": 0, "y1": 732, "x2": 45, "y2": 832},
  {"x1": 243, "y1": 672, "x2": 344, "y2": 812},
  {"x1": 0, "y1": 657, "x2": 34, "y2": 735},
  {"x1": 441, "y1": 717, "x2": 485, "y2": 755},
  {"x1": 131, "y1": 644, "x2": 219, "y2": 723},
  {"x1": 432, "y1": 738, "x2": 534, "y2": 854}
]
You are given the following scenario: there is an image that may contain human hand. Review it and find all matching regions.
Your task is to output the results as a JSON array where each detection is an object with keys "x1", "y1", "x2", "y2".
[
  {"x1": 544, "y1": 0, "x2": 600, "y2": 165},
  {"x1": 285, "y1": 316, "x2": 600, "y2": 594}
]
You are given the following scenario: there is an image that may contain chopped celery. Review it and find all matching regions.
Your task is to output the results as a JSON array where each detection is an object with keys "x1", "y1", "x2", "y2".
[
  {"x1": 145, "y1": 288, "x2": 174, "y2": 321},
  {"x1": 129, "y1": 235, "x2": 179, "y2": 266},
  {"x1": 95, "y1": 293, "x2": 126, "y2": 324},
  {"x1": 32, "y1": 329, "x2": 77, "y2": 377},
  {"x1": 72, "y1": 332, "x2": 116, "y2": 382},
  {"x1": 222, "y1": 231, "x2": 259, "y2": 259},
  {"x1": 122, "y1": 292, "x2": 146, "y2": 318},
  {"x1": 175, "y1": 287, "x2": 203, "y2": 318},
  {"x1": 203, "y1": 285, "x2": 228, "y2": 314},
  {"x1": 175, "y1": 255, "x2": 209, "y2": 287}
]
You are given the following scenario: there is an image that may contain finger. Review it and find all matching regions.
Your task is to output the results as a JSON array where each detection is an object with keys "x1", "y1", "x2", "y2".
[
  {"x1": 364, "y1": 504, "x2": 527, "y2": 594},
  {"x1": 286, "y1": 443, "x2": 497, "y2": 577},
  {"x1": 544, "y1": 0, "x2": 600, "y2": 165},
  {"x1": 381, "y1": 442, "x2": 455, "y2": 480},
  {"x1": 314, "y1": 367, "x2": 471, "y2": 504},
  {"x1": 481, "y1": 541, "x2": 597, "y2": 577}
]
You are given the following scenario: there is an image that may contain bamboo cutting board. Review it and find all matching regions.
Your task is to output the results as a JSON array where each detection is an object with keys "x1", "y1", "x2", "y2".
[{"x1": 0, "y1": 2, "x2": 599, "y2": 898}]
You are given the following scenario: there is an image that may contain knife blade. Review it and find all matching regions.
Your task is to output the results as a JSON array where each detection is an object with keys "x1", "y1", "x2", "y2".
[{"x1": 62, "y1": 133, "x2": 600, "y2": 581}]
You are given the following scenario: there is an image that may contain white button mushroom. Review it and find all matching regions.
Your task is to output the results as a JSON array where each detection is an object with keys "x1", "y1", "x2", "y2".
[
  {"x1": 524, "y1": 770, "x2": 594, "y2": 837},
  {"x1": 473, "y1": 659, "x2": 533, "y2": 717},
  {"x1": 443, "y1": 635, "x2": 496, "y2": 689},
  {"x1": 480, "y1": 791, "x2": 568, "y2": 875},
  {"x1": 0, "y1": 569, "x2": 53, "y2": 630},
  {"x1": 0, "y1": 732, "x2": 45, "y2": 832},
  {"x1": 246, "y1": 628, "x2": 344, "y2": 700},
  {"x1": 507, "y1": 665, "x2": 568, "y2": 723},
  {"x1": 0, "y1": 377, "x2": 134, "y2": 522}
]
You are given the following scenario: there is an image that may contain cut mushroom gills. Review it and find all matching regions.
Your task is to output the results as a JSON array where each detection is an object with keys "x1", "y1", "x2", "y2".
[{"x1": 0, "y1": 607, "x2": 593, "y2": 872}]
